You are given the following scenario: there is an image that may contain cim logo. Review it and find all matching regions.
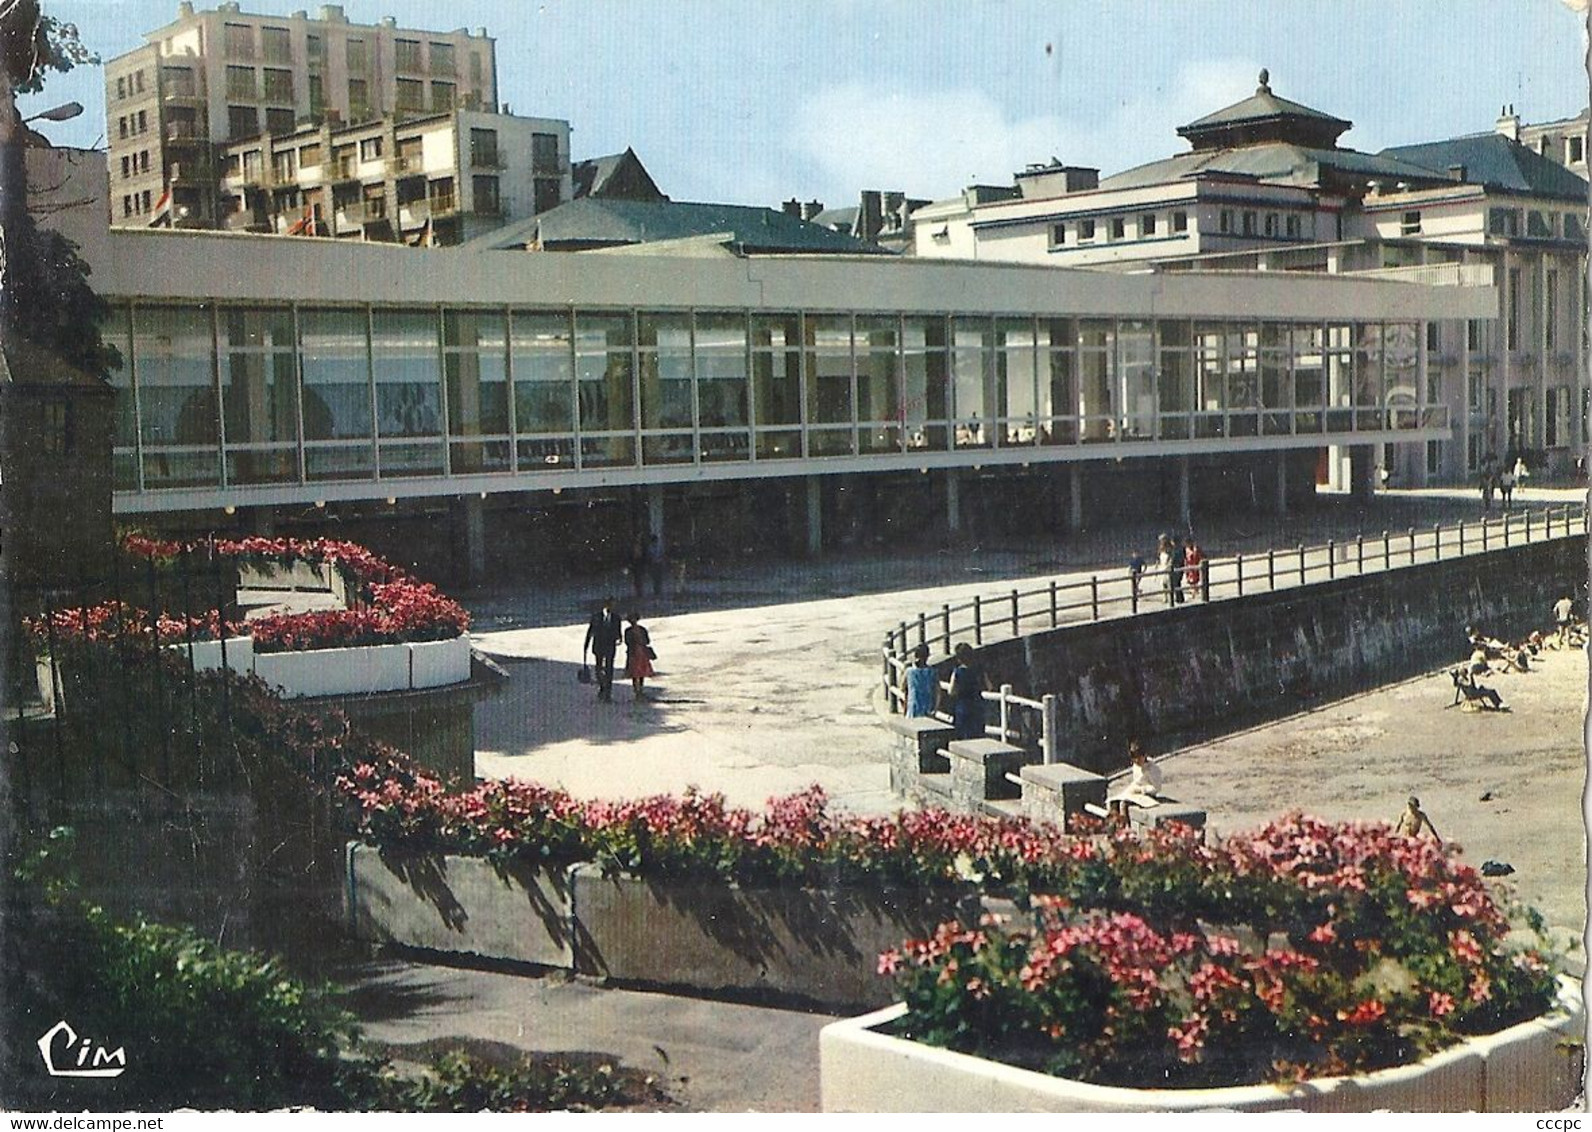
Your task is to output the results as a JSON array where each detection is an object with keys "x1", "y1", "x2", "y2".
[{"x1": 36, "y1": 1020, "x2": 127, "y2": 1078}]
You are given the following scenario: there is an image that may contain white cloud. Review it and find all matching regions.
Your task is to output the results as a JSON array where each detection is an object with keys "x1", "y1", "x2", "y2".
[{"x1": 785, "y1": 57, "x2": 1266, "y2": 203}]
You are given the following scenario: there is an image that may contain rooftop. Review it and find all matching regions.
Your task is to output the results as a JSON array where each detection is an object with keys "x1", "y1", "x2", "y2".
[
  {"x1": 464, "y1": 197, "x2": 889, "y2": 255},
  {"x1": 1382, "y1": 132, "x2": 1590, "y2": 201}
]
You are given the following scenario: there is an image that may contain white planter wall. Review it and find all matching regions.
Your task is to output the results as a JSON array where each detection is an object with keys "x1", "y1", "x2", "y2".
[
  {"x1": 254, "y1": 641, "x2": 411, "y2": 698},
  {"x1": 252, "y1": 636, "x2": 471, "y2": 698},
  {"x1": 820, "y1": 977, "x2": 1585, "y2": 1113},
  {"x1": 165, "y1": 636, "x2": 254, "y2": 675},
  {"x1": 408, "y1": 637, "x2": 473, "y2": 689}
]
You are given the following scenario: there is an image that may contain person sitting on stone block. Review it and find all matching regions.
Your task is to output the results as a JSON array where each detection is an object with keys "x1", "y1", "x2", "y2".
[{"x1": 1107, "y1": 741, "x2": 1163, "y2": 822}]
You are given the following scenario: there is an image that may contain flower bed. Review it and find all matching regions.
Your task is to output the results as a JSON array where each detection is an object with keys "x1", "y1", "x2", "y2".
[
  {"x1": 36, "y1": 536, "x2": 469, "y2": 689},
  {"x1": 819, "y1": 977, "x2": 1584, "y2": 1112},
  {"x1": 872, "y1": 815, "x2": 1563, "y2": 1092},
  {"x1": 335, "y1": 759, "x2": 1569, "y2": 1094},
  {"x1": 116, "y1": 533, "x2": 469, "y2": 652},
  {"x1": 335, "y1": 763, "x2": 1085, "y2": 888}
]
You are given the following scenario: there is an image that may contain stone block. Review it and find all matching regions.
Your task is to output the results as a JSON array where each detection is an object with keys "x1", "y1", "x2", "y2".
[
  {"x1": 1129, "y1": 800, "x2": 1207, "y2": 832},
  {"x1": 947, "y1": 738, "x2": 1036, "y2": 805},
  {"x1": 1019, "y1": 762, "x2": 1107, "y2": 826},
  {"x1": 886, "y1": 717, "x2": 956, "y2": 793}
]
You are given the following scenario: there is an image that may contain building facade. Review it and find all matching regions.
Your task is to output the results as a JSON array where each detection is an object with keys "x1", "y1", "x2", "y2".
[
  {"x1": 217, "y1": 107, "x2": 570, "y2": 244},
  {"x1": 905, "y1": 75, "x2": 1589, "y2": 487},
  {"x1": 60, "y1": 217, "x2": 1489, "y2": 581},
  {"x1": 105, "y1": 2, "x2": 500, "y2": 229}
]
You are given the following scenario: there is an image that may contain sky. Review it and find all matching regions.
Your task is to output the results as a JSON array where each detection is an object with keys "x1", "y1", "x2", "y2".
[{"x1": 24, "y1": 0, "x2": 1592, "y2": 209}]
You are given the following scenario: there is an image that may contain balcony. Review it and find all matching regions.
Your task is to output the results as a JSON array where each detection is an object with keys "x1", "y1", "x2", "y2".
[
  {"x1": 162, "y1": 82, "x2": 204, "y2": 103},
  {"x1": 165, "y1": 122, "x2": 208, "y2": 144},
  {"x1": 329, "y1": 158, "x2": 359, "y2": 182},
  {"x1": 388, "y1": 154, "x2": 423, "y2": 176}
]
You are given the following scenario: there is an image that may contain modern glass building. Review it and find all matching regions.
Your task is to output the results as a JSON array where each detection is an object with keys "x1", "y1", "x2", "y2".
[{"x1": 80, "y1": 227, "x2": 1489, "y2": 575}]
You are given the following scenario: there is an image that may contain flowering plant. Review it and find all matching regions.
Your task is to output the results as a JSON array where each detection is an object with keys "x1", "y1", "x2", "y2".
[
  {"x1": 879, "y1": 816, "x2": 1560, "y2": 1088},
  {"x1": 29, "y1": 601, "x2": 246, "y2": 647},
  {"x1": 71, "y1": 534, "x2": 471, "y2": 653}
]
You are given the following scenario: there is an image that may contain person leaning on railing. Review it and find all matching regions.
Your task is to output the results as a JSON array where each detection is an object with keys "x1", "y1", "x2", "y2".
[
  {"x1": 902, "y1": 644, "x2": 938, "y2": 718},
  {"x1": 949, "y1": 642, "x2": 993, "y2": 739}
]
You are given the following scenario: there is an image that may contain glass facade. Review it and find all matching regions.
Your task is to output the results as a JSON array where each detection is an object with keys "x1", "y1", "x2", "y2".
[{"x1": 105, "y1": 303, "x2": 1446, "y2": 495}]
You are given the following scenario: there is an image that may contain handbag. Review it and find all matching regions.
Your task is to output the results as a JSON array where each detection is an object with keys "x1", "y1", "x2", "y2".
[
  {"x1": 577, "y1": 664, "x2": 592, "y2": 684},
  {"x1": 646, "y1": 646, "x2": 657, "y2": 660}
]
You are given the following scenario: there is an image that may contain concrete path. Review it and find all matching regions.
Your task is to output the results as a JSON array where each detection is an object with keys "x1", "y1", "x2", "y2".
[
  {"x1": 344, "y1": 960, "x2": 834, "y2": 1112},
  {"x1": 465, "y1": 488, "x2": 1585, "y2": 814}
]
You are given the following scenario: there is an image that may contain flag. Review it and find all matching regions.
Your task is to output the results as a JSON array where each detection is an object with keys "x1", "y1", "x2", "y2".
[
  {"x1": 147, "y1": 186, "x2": 172, "y2": 228},
  {"x1": 286, "y1": 208, "x2": 313, "y2": 237},
  {"x1": 409, "y1": 217, "x2": 432, "y2": 247}
]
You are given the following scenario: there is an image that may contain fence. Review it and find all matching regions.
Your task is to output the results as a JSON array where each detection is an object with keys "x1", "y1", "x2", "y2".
[{"x1": 883, "y1": 502, "x2": 1588, "y2": 757}]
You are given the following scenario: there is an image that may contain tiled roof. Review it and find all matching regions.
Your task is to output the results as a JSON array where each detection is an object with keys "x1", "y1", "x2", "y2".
[
  {"x1": 1099, "y1": 142, "x2": 1449, "y2": 192},
  {"x1": 1381, "y1": 133, "x2": 1589, "y2": 201},
  {"x1": 466, "y1": 198, "x2": 889, "y2": 254}
]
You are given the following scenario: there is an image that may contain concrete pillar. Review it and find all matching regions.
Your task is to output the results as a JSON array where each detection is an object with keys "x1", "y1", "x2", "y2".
[
  {"x1": 1177, "y1": 456, "x2": 1192, "y2": 528},
  {"x1": 460, "y1": 495, "x2": 486, "y2": 585},
  {"x1": 1274, "y1": 450, "x2": 1289, "y2": 516},
  {"x1": 945, "y1": 469, "x2": 961, "y2": 534},
  {"x1": 1068, "y1": 466, "x2": 1084, "y2": 531},
  {"x1": 804, "y1": 475, "x2": 823, "y2": 556},
  {"x1": 1349, "y1": 445, "x2": 1377, "y2": 502},
  {"x1": 645, "y1": 484, "x2": 665, "y2": 539}
]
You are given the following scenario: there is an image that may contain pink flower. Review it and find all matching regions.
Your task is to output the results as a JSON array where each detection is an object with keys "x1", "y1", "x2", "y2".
[{"x1": 1428, "y1": 991, "x2": 1456, "y2": 1017}]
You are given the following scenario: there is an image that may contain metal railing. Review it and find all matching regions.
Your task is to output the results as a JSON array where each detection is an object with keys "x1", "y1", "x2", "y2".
[{"x1": 882, "y1": 501, "x2": 1587, "y2": 760}]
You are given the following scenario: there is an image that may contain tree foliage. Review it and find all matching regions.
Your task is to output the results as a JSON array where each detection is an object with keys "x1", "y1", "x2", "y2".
[
  {"x1": 0, "y1": 1, "x2": 116, "y2": 376},
  {"x1": 2, "y1": 1, "x2": 97, "y2": 94}
]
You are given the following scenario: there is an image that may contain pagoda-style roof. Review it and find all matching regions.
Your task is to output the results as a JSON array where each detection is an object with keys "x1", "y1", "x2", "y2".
[{"x1": 1177, "y1": 70, "x2": 1352, "y2": 152}]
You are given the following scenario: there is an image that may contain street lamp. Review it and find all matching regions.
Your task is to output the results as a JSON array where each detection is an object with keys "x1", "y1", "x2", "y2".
[{"x1": 22, "y1": 101, "x2": 82, "y2": 125}]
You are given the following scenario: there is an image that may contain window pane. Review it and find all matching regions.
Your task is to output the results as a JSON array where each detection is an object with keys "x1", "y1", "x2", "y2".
[
  {"x1": 695, "y1": 313, "x2": 747, "y2": 428},
  {"x1": 951, "y1": 319, "x2": 989, "y2": 439},
  {"x1": 371, "y1": 310, "x2": 441, "y2": 438},
  {"x1": 638, "y1": 312, "x2": 692, "y2": 430},
  {"x1": 575, "y1": 312, "x2": 635, "y2": 433},
  {"x1": 903, "y1": 316, "x2": 948, "y2": 450},
  {"x1": 805, "y1": 315, "x2": 852, "y2": 425},
  {"x1": 752, "y1": 314, "x2": 801, "y2": 427},
  {"x1": 995, "y1": 319, "x2": 1037, "y2": 442},
  {"x1": 133, "y1": 306, "x2": 217, "y2": 448},
  {"x1": 1119, "y1": 320, "x2": 1154, "y2": 438},
  {"x1": 445, "y1": 352, "x2": 508, "y2": 436},
  {"x1": 221, "y1": 351, "x2": 298, "y2": 445},
  {"x1": 299, "y1": 308, "x2": 371, "y2": 440},
  {"x1": 510, "y1": 311, "x2": 573, "y2": 435}
]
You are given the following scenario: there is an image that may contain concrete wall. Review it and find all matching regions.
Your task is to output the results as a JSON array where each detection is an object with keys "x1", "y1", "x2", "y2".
[
  {"x1": 346, "y1": 846, "x2": 978, "y2": 1011},
  {"x1": 967, "y1": 536, "x2": 1585, "y2": 774}
]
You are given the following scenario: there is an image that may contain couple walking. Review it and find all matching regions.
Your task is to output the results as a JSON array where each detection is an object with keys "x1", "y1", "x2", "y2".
[
  {"x1": 1154, "y1": 534, "x2": 1204, "y2": 605},
  {"x1": 583, "y1": 597, "x2": 656, "y2": 702}
]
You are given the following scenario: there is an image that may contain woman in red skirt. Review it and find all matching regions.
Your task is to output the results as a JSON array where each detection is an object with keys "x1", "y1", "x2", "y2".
[{"x1": 623, "y1": 612, "x2": 655, "y2": 700}]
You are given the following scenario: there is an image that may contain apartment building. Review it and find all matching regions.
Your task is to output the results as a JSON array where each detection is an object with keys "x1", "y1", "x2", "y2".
[
  {"x1": 218, "y1": 108, "x2": 570, "y2": 245},
  {"x1": 105, "y1": 2, "x2": 499, "y2": 228}
]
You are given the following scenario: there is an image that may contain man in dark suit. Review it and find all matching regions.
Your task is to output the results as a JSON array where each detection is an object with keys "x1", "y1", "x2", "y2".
[{"x1": 584, "y1": 597, "x2": 624, "y2": 703}]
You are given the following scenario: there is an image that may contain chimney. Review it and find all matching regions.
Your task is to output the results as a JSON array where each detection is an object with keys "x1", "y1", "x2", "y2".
[
  {"x1": 781, "y1": 198, "x2": 802, "y2": 217},
  {"x1": 381, "y1": 16, "x2": 397, "y2": 28},
  {"x1": 1495, "y1": 104, "x2": 1520, "y2": 141},
  {"x1": 319, "y1": 4, "x2": 346, "y2": 22},
  {"x1": 801, "y1": 199, "x2": 824, "y2": 221},
  {"x1": 177, "y1": 1, "x2": 194, "y2": 17},
  {"x1": 858, "y1": 190, "x2": 882, "y2": 239}
]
